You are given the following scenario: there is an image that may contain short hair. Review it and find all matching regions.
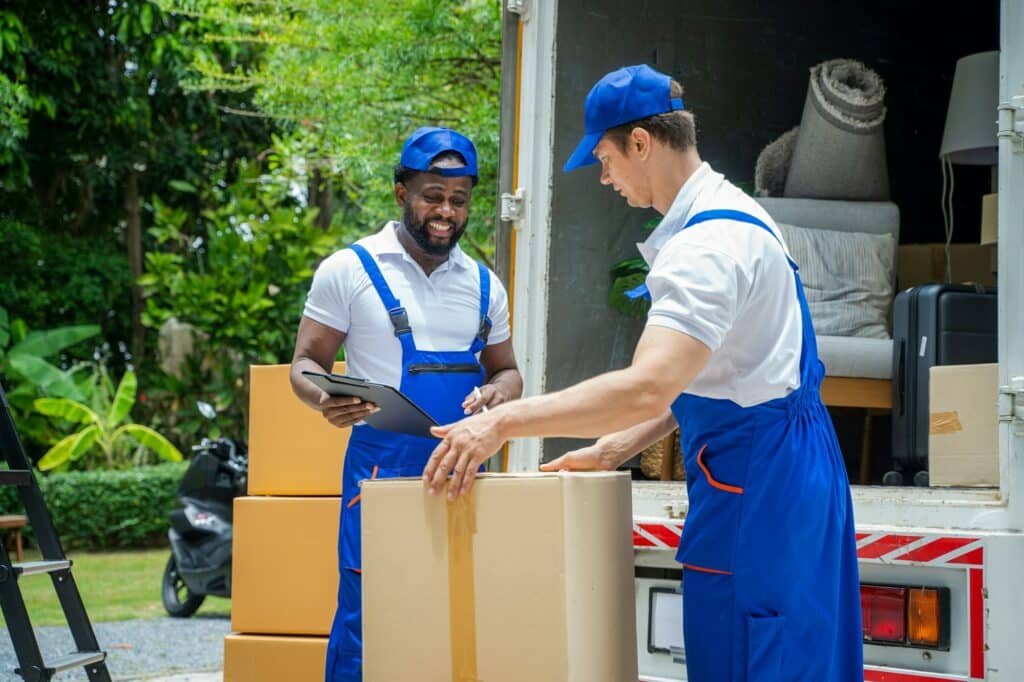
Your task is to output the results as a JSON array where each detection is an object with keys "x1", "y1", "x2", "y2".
[
  {"x1": 604, "y1": 79, "x2": 696, "y2": 153},
  {"x1": 393, "y1": 151, "x2": 478, "y2": 187}
]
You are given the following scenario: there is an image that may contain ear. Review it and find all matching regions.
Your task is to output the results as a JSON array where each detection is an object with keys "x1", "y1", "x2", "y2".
[
  {"x1": 395, "y1": 182, "x2": 407, "y2": 207},
  {"x1": 631, "y1": 127, "x2": 653, "y2": 160}
]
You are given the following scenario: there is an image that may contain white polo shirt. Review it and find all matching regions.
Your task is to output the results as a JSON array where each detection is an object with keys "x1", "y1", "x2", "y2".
[
  {"x1": 641, "y1": 163, "x2": 803, "y2": 407},
  {"x1": 302, "y1": 222, "x2": 511, "y2": 388}
]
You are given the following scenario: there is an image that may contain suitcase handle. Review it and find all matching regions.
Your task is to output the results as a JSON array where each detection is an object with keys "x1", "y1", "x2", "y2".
[{"x1": 896, "y1": 340, "x2": 906, "y2": 417}]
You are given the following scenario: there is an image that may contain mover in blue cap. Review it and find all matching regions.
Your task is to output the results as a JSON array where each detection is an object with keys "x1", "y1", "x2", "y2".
[
  {"x1": 424, "y1": 66, "x2": 863, "y2": 681},
  {"x1": 289, "y1": 126, "x2": 522, "y2": 682}
]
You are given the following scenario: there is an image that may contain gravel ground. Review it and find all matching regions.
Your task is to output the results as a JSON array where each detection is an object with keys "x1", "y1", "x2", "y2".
[{"x1": 0, "y1": 615, "x2": 229, "y2": 681}]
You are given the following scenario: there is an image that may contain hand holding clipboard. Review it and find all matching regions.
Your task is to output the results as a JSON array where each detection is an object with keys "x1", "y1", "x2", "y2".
[{"x1": 302, "y1": 371, "x2": 439, "y2": 438}]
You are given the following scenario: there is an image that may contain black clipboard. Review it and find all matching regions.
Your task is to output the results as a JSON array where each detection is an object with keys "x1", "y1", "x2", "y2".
[{"x1": 301, "y1": 371, "x2": 439, "y2": 439}]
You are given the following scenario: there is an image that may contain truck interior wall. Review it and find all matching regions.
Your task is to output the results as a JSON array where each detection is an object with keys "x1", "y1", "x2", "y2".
[{"x1": 541, "y1": 0, "x2": 999, "y2": 461}]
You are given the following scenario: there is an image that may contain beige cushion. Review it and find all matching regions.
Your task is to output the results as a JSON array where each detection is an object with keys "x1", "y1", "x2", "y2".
[{"x1": 778, "y1": 222, "x2": 895, "y2": 339}]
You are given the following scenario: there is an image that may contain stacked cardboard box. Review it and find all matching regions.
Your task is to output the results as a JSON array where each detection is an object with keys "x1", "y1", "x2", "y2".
[
  {"x1": 226, "y1": 365, "x2": 641, "y2": 681},
  {"x1": 224, "y1": 363, "x2": 348, "y2": 681}
]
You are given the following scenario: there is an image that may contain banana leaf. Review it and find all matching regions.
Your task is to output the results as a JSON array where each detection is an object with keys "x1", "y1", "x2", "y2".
[
  {"x1": 115, "y1": 424, "x2": 183, "y2": 462},
  {"x1": 9, "y1": 325, "x2": 100, "y2": 359}
]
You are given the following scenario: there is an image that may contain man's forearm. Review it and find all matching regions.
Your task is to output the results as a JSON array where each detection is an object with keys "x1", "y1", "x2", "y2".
[
  {"x1": 487, "y1": 368, "x2": 523, "y2": 401},
  {"x1": 597, "y1": 410, "x2": 678, "y2": 469},
  {"x1": 490, "y1": 327, "x2": 708, "y2": 441},
  {"x1": 290, "y1": 357, "x2": 330, "y2": 410}
]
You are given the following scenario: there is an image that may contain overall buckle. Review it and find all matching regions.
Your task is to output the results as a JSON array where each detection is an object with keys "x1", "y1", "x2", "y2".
[
  {"x1": 389, "y1": 307, "x2": 412, "y2": 337},
  {"x1": 476, "y1": 316, "x2": 493, "y2": 344}
]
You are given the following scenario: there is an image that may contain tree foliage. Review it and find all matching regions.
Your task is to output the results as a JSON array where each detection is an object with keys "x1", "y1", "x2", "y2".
[{"x1": 161, "y1": 0, "x2": 502, "y2": 262}]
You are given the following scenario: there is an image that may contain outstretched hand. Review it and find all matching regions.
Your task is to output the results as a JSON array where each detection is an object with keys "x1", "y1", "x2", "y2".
[
  {"x1": 539, "y1": 441, "x2": 617, "y2": 472},
  {"x1": 423, "y1": 412, "x2": 506, "y2": 500}
]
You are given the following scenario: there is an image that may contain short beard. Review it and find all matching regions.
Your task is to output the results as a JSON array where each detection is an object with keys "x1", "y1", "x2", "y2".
[{"x1": 401, "y1": 203, "x2": 467, "y2": 256}]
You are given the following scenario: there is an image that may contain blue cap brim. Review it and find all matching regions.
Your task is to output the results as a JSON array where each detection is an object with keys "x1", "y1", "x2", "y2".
[{"x1": 563, "y1": 130, "x2": 604, "y2": 172}]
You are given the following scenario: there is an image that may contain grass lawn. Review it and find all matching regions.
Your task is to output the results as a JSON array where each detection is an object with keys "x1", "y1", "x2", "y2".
[{"x1": 1, "y1": 548, "x2": 231, "y2": 626}]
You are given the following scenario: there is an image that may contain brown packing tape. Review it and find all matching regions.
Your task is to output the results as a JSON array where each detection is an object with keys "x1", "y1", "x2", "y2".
[
  {"x1": 447, "y1": 491, "x2": 480, "y2": 682},
  {"x1": 930, "y1": 411, "x2": 963, "y2": 435}
]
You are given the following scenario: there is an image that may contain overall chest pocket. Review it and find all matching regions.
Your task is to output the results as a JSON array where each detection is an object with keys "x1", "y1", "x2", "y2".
[
  {"x1": 407, "y1": 363, "x2": 482, "y2": 374},
  {"x1": 677, "y1": 444, "x2": 748, "y2": 575}
]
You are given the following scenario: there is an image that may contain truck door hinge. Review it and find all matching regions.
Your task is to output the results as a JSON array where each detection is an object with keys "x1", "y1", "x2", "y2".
[
  {"x1": 507, "y1": 0, "x2": 529, "y2": 20},
  {"x1": 500, "y1": 187, "x2": 525, "y2": 223},
  {"x1": 998, "y1": 96, "x2": 1024, "y2": 152},
  {"x1": 998, "y1": 377, "x2": 1024, "y2": 425}
]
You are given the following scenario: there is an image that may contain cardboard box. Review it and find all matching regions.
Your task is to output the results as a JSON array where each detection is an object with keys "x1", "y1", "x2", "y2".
[
  {"x1": 224, "y1": 634, "x2": 327, "y2": 681},
  {"x1": 897, "y1": 243, "x2": 996, "y2": 289},
  {"x1": 361, "y1": 473, "x2": 638, "y2": 682},
  {"x1": 232, "y1": 497, "x2": 339, "y2": 635},
  {"x1": 981, "y1": 192, "x2": 998, "y2": 245},
  {"x1": 928, "y1": 364, "x2": 999, "y2": 487},
  {"x1": 248, "y1": 363, "x2": 349, "y2": 495}
]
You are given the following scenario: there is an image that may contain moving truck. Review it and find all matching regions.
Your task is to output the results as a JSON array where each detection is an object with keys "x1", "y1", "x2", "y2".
[{"x1": 492, "y1": 1, "x2": 1024, "y2": 680}]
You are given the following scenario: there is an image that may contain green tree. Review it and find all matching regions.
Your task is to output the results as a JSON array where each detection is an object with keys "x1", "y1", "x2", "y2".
[
  {"x1": 162, "y1": 0, "x2": 501, "y2": 264},
  {"x1": 0, "y1": 1, "x2": 272, "y2": 361}
]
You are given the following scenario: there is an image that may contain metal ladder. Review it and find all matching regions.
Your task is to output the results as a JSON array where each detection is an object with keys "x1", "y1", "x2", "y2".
[{"x1": 0, "y1": 384, "x2": 110, "y2": 681}]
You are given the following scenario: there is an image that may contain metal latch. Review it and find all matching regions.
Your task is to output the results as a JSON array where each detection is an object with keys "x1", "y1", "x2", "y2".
[
  {"x1": 998, "y1": 377, "x2": 1024, "y2": 425},
  {"x1": 500, "y1": 187, "x2": 525, "y2": 223},
  {"x1": 507, "y1": 0, "x2": 529, "y2": 19},
  {"x1": 669, "y1": 645, "x2": 686, "y2": 665},
  {"x1": 998, "y1": 96, "x2": 1024, "y2": 152}
]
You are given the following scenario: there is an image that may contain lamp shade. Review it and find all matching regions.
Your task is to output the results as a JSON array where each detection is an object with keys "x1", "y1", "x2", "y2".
[{"x1": 940, "y1": 50, "x2": 1000, "y2": 164}]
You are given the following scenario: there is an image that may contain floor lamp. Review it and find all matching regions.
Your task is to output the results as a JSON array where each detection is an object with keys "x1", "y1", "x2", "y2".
[{"x1": 939, "y1": 50, "x2": 999, "y2": 282}]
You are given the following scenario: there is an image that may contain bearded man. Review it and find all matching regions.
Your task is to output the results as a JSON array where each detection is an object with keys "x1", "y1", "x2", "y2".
[{"x1": 289, "y1": 126, "x2": 522, "y2": 682}]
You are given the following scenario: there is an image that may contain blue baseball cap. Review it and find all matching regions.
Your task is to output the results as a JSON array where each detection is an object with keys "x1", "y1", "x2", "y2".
[
  {"x1": 563, "y1": 64, "x2": 684, "y2": 172},
  {"x1": 399, "y1": 127, "x2": 478, "y2": 179}
]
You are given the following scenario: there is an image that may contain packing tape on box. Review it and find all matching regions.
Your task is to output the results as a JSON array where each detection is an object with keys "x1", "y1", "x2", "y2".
[
  {"x1": 447, "y1": 492, "x2": 480, "y2": 682},
  {"x1": 930, "y1": 411, "x2": 963, "y2": 435}
]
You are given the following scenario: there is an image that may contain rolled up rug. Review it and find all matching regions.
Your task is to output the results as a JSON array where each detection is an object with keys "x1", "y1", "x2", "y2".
[
  {"x1": 755, "y1": 125, "x2": 800, "y2": 197},
  {"x1": 784, "y1": 58, "x2": 890, "y2": 200}
]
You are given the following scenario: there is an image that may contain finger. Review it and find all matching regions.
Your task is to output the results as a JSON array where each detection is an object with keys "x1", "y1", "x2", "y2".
[
  {"x1": 458, "y1": 460, "x2": 481, "y2": 498},
  {"x1": 321, "y1": 395, "x2": 363, "y2": 407},
  {"x1": 538, "y1": 454, "x2": 566, "y2": 472},
  {"x1": 323, "y1": 403, "x2": 376, "y2": 421},
  {"x1": 430, "y1": 443, "x2": 459, "y2": 494},
  {"x1": 444, "y1": 450, "x2": 468, "y2": 499},
  {"x1": 430, "y1": 424, "x2": 453, "y2": 439},
  {"x1": 462, "y1": 397, "x2": 482, "y2": 415},
  {"x1": 423, "y1": 439, "x2": 450, "y2": 488}
]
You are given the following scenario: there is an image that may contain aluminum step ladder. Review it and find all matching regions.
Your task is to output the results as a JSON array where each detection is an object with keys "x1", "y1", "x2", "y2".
[{"x1": 0, "y1": 384, "x2": 110, "y2": 681}]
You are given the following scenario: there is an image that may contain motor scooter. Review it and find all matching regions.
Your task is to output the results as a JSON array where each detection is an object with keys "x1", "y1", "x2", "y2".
[{"x1": 161, "y1": 404, "x2": 248, "y2": 617}]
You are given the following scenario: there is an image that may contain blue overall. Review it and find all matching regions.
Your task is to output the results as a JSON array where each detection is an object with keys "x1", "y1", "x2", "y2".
[
  {"x1": 669, "y1": 210, "x2": 863, "y2": 681},
  {"x1": 325, "y1": 244, "x2": 491, "y2": 682}
]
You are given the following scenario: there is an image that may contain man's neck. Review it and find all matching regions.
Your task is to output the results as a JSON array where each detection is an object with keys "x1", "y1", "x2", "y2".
[
  {"x1": 396, "y1": 223, "x2": 449, "y2": 276},
  {"x1": 649, "y1": 148, "x2": 703, "y2": 215}
]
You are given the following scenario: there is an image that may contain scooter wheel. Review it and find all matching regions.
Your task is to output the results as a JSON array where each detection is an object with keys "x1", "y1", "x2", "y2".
[{"x1": 162, "y1": 555, "x2": 205, "y2": 618}]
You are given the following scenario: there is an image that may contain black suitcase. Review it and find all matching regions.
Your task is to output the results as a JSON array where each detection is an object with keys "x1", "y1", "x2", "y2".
[{"x1": 887, "y1": 284, "x2": 997, "y2": 486}]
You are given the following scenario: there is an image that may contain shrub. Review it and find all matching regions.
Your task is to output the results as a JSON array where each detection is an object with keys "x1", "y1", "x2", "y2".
[{"x1": 0, "y1": 462, "x2": 187, "y2": 550}]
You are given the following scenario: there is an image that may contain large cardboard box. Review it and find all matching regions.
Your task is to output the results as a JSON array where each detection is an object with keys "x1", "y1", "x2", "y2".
[
  {"x1": 224, "y1": 634, "x2": 327, "y2": 681},
  {"x1": 248, "y1": 363, "x2": 349, "y2": 495},
  {"x1": 232, "y1": 497, "x2": 340, "y2": 635},
  {"x1": 928, "y1": 363, "x2": 999, "y2": 487},
  {"x1": 897, "y1": 243, "x2": 996, "y2": 289},
  {"x1": 361, "y1": 472, "x2": 638, "y2": 682}
]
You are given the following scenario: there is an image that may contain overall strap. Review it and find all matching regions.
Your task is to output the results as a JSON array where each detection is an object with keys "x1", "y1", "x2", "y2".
[
  {"x1": 683, "y1": 210, "x2": 798, "y2": 270},
  {"x1": 349, "y1": 244, "x2": 417, "y2": 354},
  {"x1": 470, "y1": 262, "x2": 493, "y2": 354},
  {"x1": 686, "y1": 211, "x2": 819, "y2": 388}
]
